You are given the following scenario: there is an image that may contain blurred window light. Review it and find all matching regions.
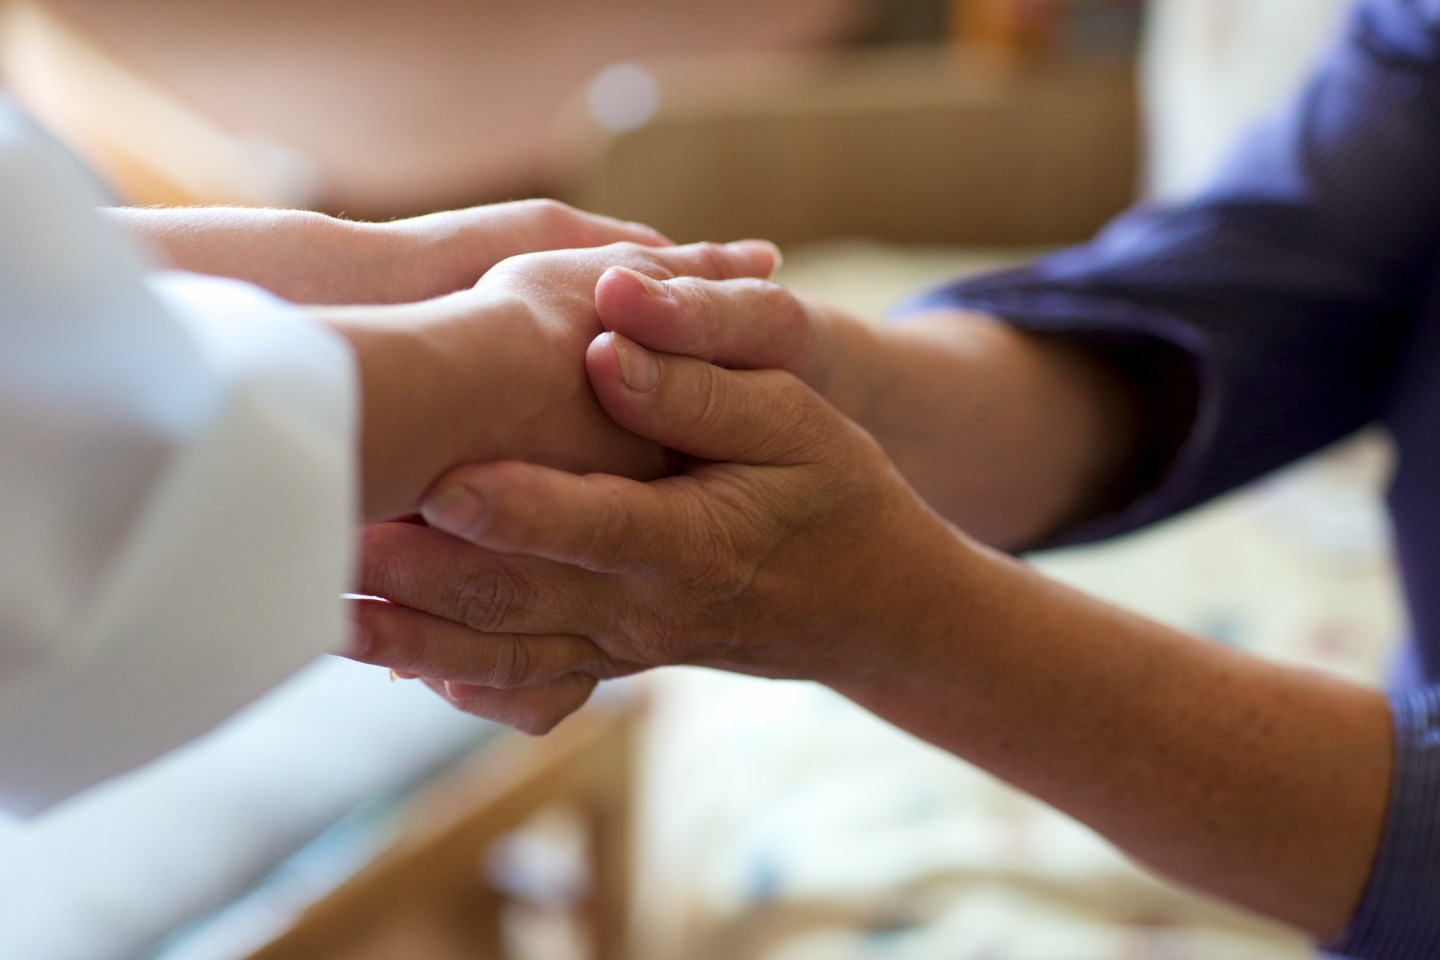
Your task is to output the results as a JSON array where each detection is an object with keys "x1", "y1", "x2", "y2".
[{"x1": 586, "y1": 62, "x2": 659, "y2": 132}]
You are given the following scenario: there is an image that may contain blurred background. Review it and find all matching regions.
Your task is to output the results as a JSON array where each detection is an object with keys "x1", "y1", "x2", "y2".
[{"x1": 0, "y1": 1, "x2": 1391, "y2": 959}]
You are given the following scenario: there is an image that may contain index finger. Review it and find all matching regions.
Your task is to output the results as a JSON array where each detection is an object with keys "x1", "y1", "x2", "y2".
[
  {"x1": 585, "y1": 332, "x2": 842, "y2": 467},
  {"x1": 638, "y1": 239, "x2": 781, "y2": 283}
]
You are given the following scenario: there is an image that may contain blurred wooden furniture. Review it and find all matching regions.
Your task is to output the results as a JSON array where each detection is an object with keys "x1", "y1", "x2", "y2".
[
  {"x1": 243, "y1": 696, "x2": 644, "y2": 960},
  {"x1": 561, "y1": 47, "x2": 1138, "y2": 247},
  {"x1": 1, "y1": 2, "x2": 1135, "y2": 246}
]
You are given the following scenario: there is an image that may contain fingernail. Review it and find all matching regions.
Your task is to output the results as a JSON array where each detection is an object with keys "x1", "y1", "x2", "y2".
[
  {"x1": 611, "y1": 333, "x2": 661, "y2": 393},
  {"x1": 422, "y1": 483, "x2": 486, "y2": 539},
  {"x1": 611, "y1": 265, "x2": 670, "y2": 299},
  {"x1": 445, "y1": 679, "x2": 486, "y2": 702},
  {"x1": 730, "y1": 239, "x2": 783, "y2": 277}
]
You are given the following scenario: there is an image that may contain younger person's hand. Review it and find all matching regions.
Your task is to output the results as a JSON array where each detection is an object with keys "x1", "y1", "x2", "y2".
[
  {"x1": 107, "y1": 199, "x2": 670, "y2": 305},
  {"x1": 316, "y1": 240, "x2": 781, "y2": 521}
]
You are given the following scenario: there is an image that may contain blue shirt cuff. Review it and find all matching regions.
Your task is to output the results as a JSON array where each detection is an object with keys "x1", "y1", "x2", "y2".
[
  {"x1": 894, "y1": 274, "x2": 1212, "y2": 550},
  {"x1": 1326, "y1": 686, "x2": 1440, "y2": 959}
]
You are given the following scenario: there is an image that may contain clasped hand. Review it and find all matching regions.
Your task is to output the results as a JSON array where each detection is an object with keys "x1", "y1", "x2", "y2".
[{"x1": 349, "y1": 266, "x2": 966, "y2": 733}]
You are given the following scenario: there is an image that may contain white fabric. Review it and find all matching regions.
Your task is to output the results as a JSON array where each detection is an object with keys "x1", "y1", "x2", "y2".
[
  {"x1": 0, "y1": 99, "x2": 358, "y2": 814},
  {"x1": 0, "y1": 658, "x2": 495, "y2": 960},
  {"x1": 1142, "y1": 0, "x2": 1351, "y2": 200}
]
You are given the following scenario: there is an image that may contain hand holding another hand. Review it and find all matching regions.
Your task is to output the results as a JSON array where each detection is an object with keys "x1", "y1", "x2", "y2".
[
  {"x1": 318, "y1": 239, "x2": 781, "y2": 521},
  {"x1": 109, "y1": 199, "x2": 671, "y2": 305},
  {"x1": 349, "y1": 329, "x2": 967, "y2": 732}
]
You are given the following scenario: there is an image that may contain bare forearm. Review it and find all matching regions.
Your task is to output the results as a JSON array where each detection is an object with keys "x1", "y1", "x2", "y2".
[
  {"x1": 833, "y1": 537, "x2": 1392, "y2": 938},
  {"x1": 816, "y1": 306, "x2": 1142, "y2": 549},
  {"x1": 104, "y1": 206, "x2": 410, "y2": 304}
]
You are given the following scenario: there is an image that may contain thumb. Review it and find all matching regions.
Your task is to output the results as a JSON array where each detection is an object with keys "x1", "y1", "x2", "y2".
[{"x1": 585, "y1": 332, "x2": 835, "y2": 466}]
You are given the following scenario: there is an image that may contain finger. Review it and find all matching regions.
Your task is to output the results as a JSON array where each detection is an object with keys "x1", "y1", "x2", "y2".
[
  {"x1": 637, "y1": 239, "x2": 780, "y2": 283},
  {"x1": 484, "y1": 239, "x2": 779, "y2": 295},
  {"x1": 593, "y1": 270, "x2": 819, "y2": 382},
  {"x1": 586, "y1": 332, "x2": 840, "y2": 466},
  {"x1": 466, "y1": 199, "x2": 671, "y2": 251},
  {"x1": 357, "y1": 521, "x2": 610, "y2": 635},
  {"x1": 423, "y1": 674, "x2": 598, "y2": 736},
  {"x1": 420, "y1": 461, "x2": 684, "y2": 572},
  {"x1": 533, "y1": 203, "x2": 672, "y2": 248},
  {"x1": 347, "y1": 598, "x2": 618, "y2": 689}
]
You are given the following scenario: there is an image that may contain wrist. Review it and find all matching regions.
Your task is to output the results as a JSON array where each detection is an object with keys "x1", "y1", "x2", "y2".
[
  {"x1": 107, "y1": 206, "x2": 399, "y2": 305},
  {"x1": 314, "y1": 292, "x2": 513, "y2": 520},
  {"x1": 379, "y1": 210, "x2": 496, "y2": 303},
  {"x1": 816, "y1": 507, "x2": 983, "y2": 695}
]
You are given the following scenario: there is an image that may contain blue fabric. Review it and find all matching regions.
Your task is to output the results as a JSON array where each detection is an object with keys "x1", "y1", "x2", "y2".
[{"x1": 903, "y1": 2, "x2": 1440, "y2": 956}]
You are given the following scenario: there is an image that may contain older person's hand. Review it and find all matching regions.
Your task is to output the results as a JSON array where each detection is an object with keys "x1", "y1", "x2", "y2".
[
  {"x1": 107, "y1": 200, "x2": 671, "y2": 305},
  {"x1": 315, "y1": 240, "x2": 779, "y2": 521},
  {"x1": 348, "y1": 328, "x2": 1395, "y2": 948},
  {"x1": 348, "y1": 329, "x2": 961, "y2": 728}
]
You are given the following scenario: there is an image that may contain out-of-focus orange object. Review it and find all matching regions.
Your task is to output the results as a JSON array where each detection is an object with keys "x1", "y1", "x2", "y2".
[{"x1": 952, "y1": 0, "x2": 1061, "y2": 59}]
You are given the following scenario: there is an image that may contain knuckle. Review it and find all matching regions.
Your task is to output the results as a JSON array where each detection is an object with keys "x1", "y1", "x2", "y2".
[
  {"x1": 687, "y1": 364, "x2": 733, "y2": 434},
  {"x1": 452, "y1": 563, "x2": 528, "y2": 633},
  {"x1": 576, "y1": 503, "x2": 633, "y2": 570},
  {"x1": 485, "y1": 639, "x2": 532, "y2": 690},
  {"x1": 524, "y1": 197, "x2": 573, "y2": 226},
  {"x1": 610, "y1": 240, "x2": 651, "y2": 262},
  {"x1": 355, "y1": 524, "x2": 413, "y2": 599},
  {"x1": 692, "y1": 241, "x2": 733, "y2": 280},
  {"x1": 564, "y1": 476, "x2": 638, "y2": 570}
]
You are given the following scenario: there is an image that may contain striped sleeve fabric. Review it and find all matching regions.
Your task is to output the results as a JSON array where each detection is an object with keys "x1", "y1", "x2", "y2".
[
  {"x1": 897, "y1": 0, "x2": 1440, "y2": 549},
  {"x1": 1327, "y1": 688, "x2": 1440, "y2": 959}
]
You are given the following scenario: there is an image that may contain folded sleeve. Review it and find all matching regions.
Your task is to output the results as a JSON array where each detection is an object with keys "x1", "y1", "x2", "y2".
[
  {"x1": 899, "y1": 0, "x2": 1440, "y2": 546},
  {"x1": 0, "y1": 103, "x2": 359, "y2": 815},
  {"x1": 1326, "y1": 686, "x2": 1440, "y2": 959}
]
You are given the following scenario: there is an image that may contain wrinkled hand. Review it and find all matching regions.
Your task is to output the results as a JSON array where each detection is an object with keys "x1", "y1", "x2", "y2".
[
  {"x1": 107, "y1": 199, "x2": 670, "y2": 305},
  {"x1": 322, "y1": 239, "x2": 780, "y2": 521},
  {"x1": 590, "y1": 261, "x2": 846, "y2": 392},
  {"x1": 348, "y1": 330, "x2": 963, "y2": 732}
]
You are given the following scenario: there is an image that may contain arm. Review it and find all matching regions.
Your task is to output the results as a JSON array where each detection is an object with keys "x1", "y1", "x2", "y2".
[
  {"x1": 104, "y1": 200, "x2": 670, "y2": 306},
  {"x1": 588, "y1": 269, "x2": 1148, "y2": 549},
  {"x1": 359, "y1": 335, "x2": 1391, "y2": 941},
  {"x1": 590, "y1": 0, "x2": 1440, "y2": 551},
  {"x1": 0, "y1": 98, "x2": 774, "y2": 810}
]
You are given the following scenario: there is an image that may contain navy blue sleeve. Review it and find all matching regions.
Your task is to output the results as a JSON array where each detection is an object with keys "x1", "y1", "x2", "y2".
[
  {"x1": 901, "y1": 0, "x2": 1440, "y2": 547},
  {"x1": 1326, "y1": 686, "x2": 1440, "y2": 959}
]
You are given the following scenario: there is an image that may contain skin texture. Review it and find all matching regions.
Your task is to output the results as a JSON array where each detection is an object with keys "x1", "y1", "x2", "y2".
[
  {"x1": 311, "y1": 241, "x2": 780, "y2": 521},
  {"x1": 353, "y1": 331, "x2": 1390, "y2": 941},
  {"x1": 584, "y1": 267, "x2": 1141, "y2": 550},
  {"x1": 105, "y1": 199, "x2": 672, "y2": 305},
  {"x1": 351, "y1": 271, "x2": 1394, "y2": 943},
  {"x1": 109, "y1": 200, "x2": 788, "y2": 521}
]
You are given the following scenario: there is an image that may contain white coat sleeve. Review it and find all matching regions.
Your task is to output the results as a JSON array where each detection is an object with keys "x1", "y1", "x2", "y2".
[{"x1": 0, "y1": 103, "x2": 359, "y2": 815}]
